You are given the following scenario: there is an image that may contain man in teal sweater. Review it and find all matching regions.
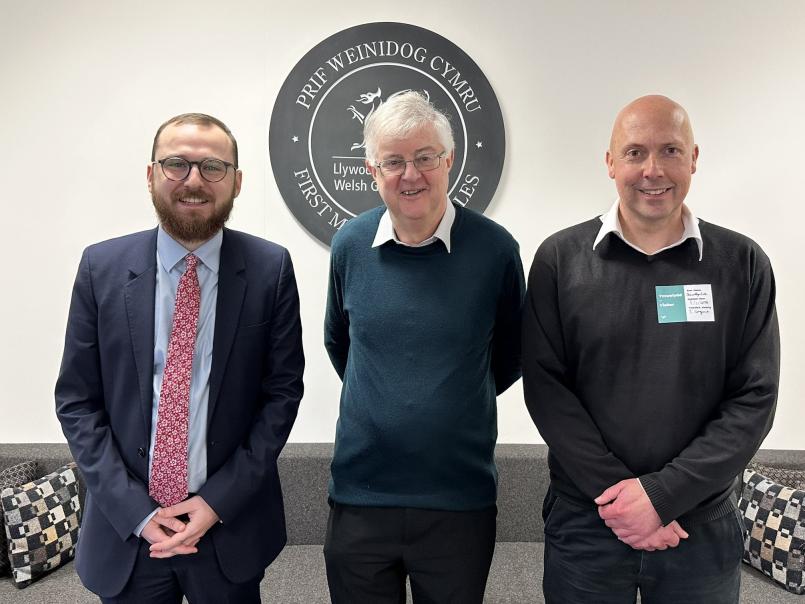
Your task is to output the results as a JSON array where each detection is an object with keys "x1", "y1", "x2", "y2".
[{"x1": 324, "y1": 91, "x2": 525, "y2": 603}]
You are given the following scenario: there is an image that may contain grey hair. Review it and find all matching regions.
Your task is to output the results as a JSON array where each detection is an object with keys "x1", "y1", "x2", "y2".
[{"x1": 364, "y1": 91, "x2": 455, "y2": 163}]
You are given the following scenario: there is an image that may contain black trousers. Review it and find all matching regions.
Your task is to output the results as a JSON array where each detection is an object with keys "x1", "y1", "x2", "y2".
[
  {"x1": 100, "y1": 534, "x2": 263, "y2": 604},
  {"x1": 324, "y1": 502, "x2": 497, "y2": 604},
  {"x1": 542, "y1": 487, "x2": 745, "y2": 604}
]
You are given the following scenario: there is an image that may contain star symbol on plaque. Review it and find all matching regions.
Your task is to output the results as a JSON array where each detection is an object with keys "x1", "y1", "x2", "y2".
[
  {"x1": 292, "y1": 135, "x2": 299, "y2": 143},
  {"x1": 476, "y1": 140, "x2": 483, "y2": 149}
]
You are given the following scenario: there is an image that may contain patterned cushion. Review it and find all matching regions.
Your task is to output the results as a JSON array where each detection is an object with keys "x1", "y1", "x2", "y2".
[
  {"x1": 1, "y1": 463, "x2": 81, "y2": 588},
  {"x1": 738, "y1": 468, "x2": 805, "y2": 594},
  {"x1": 0, "y1": 461, "x2": 38, "y2": 576},
  {"x1": 748, "y1": 462, "x2": 805, "y2": 491}
]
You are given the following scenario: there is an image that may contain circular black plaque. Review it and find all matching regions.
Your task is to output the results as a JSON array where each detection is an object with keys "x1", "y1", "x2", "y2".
[{"x1": 269, "y1": 22, "x2": 505, "y2": 246}]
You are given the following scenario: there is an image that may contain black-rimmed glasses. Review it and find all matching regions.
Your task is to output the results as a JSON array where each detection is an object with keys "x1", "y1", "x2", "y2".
[{"x1": 155, "y1": 157, "x2": 235, "y2": 183}]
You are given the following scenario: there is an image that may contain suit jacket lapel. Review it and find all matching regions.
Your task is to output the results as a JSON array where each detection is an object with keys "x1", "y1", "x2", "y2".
[
  {"x1": 209, "y1": 229, "x2": 247, "y2": 422},
  {"x1": 123, "y1": 228, "x2": 158, "y2": 438}
]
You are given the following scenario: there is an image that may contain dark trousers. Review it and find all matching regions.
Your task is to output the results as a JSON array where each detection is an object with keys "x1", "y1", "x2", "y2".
[
  {"x1": 324, "y1": 502, "x2": 497, "y2": 604},
  {"x1": 100, "y1": 533, "x2": 263, "y2": 604},
  {"x1": 542, "y1": 487, "x2": 745, "y2": 604}
]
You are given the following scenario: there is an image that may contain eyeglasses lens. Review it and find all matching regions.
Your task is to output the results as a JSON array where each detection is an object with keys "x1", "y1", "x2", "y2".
[
  {"x1": 162, "y1": 158, "x2": 191, "y2": 181},
  {"x1": 199, "y1": 159, "x2": 227, "y2": 182},
  {"x1": 380, "y1": 154, "x2": 441, "y2": 175},
  {"x1": 160, "y1": 158, "x2": 229, "y2": 182}
]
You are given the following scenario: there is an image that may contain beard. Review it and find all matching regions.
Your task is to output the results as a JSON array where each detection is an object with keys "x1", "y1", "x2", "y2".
[{"x1": 151, "y1": 185, "x2": 235, "y2": 245}]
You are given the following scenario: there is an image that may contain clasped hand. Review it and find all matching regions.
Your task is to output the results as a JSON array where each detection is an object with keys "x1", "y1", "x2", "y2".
[
  {"x1": 595, "y1": 478, "x2": 689, "y2": 551},
  {"x1": 140, "y1": 495, "x2": 220, "y2": 558}
]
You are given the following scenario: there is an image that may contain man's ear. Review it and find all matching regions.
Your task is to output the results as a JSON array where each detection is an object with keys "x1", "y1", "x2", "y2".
[
  {"x1": 147, "y1": 163, "x2": 154, "y2": 194},
  {"x1": 605, "y1": 150, "x2": 615, "y2": 179},
  {"x1": 234, "y1": 169, "x2": 243, "y2": 198},
  {"x1": 690, "y1": 144, "x2": 699, "y2": 175},
  {"x1": 366, "y1": 159, "x2": 379, "y2": 181},
  {"x1": 445, "y1": 149, "x2": 455, "y2": 172}
]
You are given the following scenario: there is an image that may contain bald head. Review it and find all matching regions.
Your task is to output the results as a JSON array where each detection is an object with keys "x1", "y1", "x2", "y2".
[
  {"x1": 610, "y1": 95, "x2": 694, "y2": 153},
  {"x1": 605, "y1": 95, "x2": 699, "y2": 233}
]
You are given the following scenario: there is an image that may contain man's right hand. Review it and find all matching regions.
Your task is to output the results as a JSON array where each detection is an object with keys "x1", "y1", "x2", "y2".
[
  {"x1": 140, "y1": 514, "x2": 195, "y2": 554},
  {"x1": 621, "y1": 520, "x2": 689, "y2": 551}
]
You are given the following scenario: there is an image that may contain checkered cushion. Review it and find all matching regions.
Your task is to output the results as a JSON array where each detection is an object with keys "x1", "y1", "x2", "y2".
[
  {"x1": 748, "y1": 462, "x2": 805, "y2": 491},
  {"x1": 0, "y1": 461, "x2": 38, "y2": 576},
  {"x1": 738, "y1": 468, "x2": 805, "y2": 594},
  {"x1": 1, "y1": 463, "x2": 81, "y2": 588}
]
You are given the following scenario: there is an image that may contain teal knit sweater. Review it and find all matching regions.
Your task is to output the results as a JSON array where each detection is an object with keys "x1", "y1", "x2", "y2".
[{"x1": 325, "y1": 204, "x2": 525, "y2": 510}]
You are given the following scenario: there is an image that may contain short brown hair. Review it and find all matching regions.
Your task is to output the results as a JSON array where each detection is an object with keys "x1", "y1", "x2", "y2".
[{"x1": 151, "y1": 112, "x2": 238, "y2": 167}]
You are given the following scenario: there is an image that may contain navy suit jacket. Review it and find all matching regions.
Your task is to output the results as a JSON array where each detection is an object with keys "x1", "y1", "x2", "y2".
[{"x1": 55, "y1": 227, "x2": 304, "y2": 597}]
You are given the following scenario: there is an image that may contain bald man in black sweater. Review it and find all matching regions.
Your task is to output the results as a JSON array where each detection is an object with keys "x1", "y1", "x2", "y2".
[{"x1": 522, "y1": 95, "x2": 779, "y2": 604}]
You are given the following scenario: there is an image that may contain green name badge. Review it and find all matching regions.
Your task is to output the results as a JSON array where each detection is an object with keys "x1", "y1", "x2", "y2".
[{"x1": 656, "y1": 284, "x2": 715, "y2": 323}]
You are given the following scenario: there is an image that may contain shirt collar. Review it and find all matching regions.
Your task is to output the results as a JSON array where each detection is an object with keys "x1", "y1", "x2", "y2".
[
  {"x1": 592, "y1": 199, "x2": 703, "y2": 260},
  {"x1": 371, "y1": 199, "x2": 455, "y2": 253},
  {"x1": 157, "y1": 226, "x2": 223, "y2": 274}
]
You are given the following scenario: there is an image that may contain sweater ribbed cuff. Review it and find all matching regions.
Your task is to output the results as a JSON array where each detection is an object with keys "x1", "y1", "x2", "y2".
[
  {"x1": 639, "y1": 475, "x2": 737, "y2": 526},
  {"x1": 639, "y1": 475, "x2": 673, "y2": 525}
]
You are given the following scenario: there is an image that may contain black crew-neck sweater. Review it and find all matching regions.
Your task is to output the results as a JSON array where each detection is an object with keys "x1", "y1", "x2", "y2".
[{"x1": 522, "y1": 217, "x2": 779, "y2": 524}]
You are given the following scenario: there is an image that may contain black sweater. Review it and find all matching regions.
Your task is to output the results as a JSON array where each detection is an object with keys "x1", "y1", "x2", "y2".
[{"x1": 522, "y1": 217, "x2": 779, "y2": 524}]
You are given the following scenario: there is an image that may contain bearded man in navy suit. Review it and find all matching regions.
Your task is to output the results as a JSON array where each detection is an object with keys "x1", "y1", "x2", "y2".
[{"x1": 55, "y1": 113, "x2": 304, "y2": 603}]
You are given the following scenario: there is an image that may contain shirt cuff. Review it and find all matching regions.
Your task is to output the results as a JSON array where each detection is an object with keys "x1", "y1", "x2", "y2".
[{"x1": 134, "y1": 509, "x2": 159, "y2": 538}]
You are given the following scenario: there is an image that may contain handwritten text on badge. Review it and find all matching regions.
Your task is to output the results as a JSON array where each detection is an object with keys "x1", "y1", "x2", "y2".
[{"x1": 655, "y1": 284, "x2": 715, "y2": 323}]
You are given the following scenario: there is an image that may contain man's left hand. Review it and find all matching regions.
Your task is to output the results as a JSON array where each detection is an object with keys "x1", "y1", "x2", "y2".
[
  {"x1": 595, "y1": 478, "x2": 662, "y2": 541},
  {"x1": 623, "y1": 520, "x2": 689, "y2": 551},
  {"x1": 149, "y1": 495, "x2": 220, "y2": 559}
]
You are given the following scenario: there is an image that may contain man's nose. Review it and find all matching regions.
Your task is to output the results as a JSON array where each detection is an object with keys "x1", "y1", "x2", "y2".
[
  {"x1": 401, "y1": 160, "x2": 422, "y2": 179},
  {"x1": 643, "y1": 155, "x2": 664, "y2": 179},
  {"x1": 185, "y1": 164, "x2": 205, "y2": 185}
]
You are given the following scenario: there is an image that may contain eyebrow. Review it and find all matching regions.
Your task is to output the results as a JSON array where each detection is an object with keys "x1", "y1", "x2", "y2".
[
  {"x1": 158, "y1": 154, "x2": 231, "y2": 163},
  {"x1": 381, "y1": 146, "x2": 439, "y2": 159},
  {"x1": 619, "y1": 140, "x2": 687, "y2": 152}
]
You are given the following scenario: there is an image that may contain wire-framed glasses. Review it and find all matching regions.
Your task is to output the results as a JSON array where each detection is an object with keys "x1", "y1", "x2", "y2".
[{"x1": 375, "y1": 151, "x2": 446, "y2": 175}]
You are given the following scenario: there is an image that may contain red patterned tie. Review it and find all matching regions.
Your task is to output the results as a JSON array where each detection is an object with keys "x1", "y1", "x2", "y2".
[{"x1": 149, "y1": 254, "x2": 200, "y2": 507}]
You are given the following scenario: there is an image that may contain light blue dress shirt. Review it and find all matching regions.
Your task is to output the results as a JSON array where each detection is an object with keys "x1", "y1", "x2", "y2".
[{"x1": 134, "y1": 226, "x2": 221, "y2": 536}]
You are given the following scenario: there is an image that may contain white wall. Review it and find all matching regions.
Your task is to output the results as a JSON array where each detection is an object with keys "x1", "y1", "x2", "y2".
[{"x1": 1, "y1": 1, "x2": 802, "y2": 448}]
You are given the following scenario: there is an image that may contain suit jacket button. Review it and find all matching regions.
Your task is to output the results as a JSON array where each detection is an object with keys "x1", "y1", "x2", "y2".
[
  {"x1": 209, "y1": 441, "x2": 216, "y2": 447},
  {"x1": 138, "y1": 447, "x2": 146, "y2": 457}
]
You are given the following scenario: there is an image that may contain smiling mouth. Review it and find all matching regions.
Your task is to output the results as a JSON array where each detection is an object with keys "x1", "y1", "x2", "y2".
[
  {"x1": 638, "y1": 187, "x2": 672, "y2": 196},
  {"x1": 401, "y1": 189, "x2": 425, "y2": 196},
  {"x1": 177, "y1": 195, "x2": 209, "y2": 205}
]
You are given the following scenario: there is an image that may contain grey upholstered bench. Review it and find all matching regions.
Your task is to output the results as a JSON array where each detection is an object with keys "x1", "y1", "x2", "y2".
[{"x1": 1, "y1": 443, "x2": 803, "y2": 603}]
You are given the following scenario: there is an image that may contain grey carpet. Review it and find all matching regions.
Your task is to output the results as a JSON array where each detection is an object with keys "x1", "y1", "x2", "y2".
[{"x1": 0, "y1": 542, "x2": 799, "y2": 603}]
